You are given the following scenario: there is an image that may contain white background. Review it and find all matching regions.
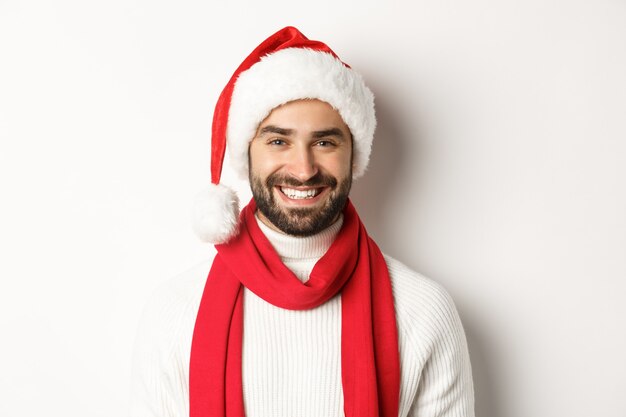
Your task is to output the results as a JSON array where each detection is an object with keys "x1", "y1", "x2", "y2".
[{"x1": 1, "y1": 1, "x2": 624, "y2": 416}]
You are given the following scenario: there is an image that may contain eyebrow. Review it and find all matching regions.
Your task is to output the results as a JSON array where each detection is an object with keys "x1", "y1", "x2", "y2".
[
  {"x1": 258, "y1": 125, "x2": 346, "y2": 140},
  {"x1": 258, "y1": 126, "x2": 294, "y2": 136},
  {"x1": 312, "y1": 128, "x2": 345, "y2": 140}
]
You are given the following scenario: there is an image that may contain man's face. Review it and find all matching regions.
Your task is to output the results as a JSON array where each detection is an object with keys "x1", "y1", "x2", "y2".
[{"x1": 248, "y1": 99, "x2": 353, "y2": 236}]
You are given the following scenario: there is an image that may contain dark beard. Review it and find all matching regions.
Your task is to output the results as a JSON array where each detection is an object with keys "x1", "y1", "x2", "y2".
[{"x1": 250, "y1": 171, "x2": 351, "y2": 237}]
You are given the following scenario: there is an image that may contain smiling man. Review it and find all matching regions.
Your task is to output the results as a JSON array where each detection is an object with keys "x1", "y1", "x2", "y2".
[
  {"x1": 131, "y1": 27, "x2": 475, "y2": 417},
  {"x1": 249, "y1": 100, "x2": 353, "y2": 236}
]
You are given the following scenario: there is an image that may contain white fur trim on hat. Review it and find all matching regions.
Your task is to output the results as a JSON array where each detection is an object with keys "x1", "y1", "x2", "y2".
[
  {"x1": 227, "y1": 47, "x2": 376, "y2": 180},
  {"x1": 191, "y1": 183, "x2": 240, "y2": 243}
]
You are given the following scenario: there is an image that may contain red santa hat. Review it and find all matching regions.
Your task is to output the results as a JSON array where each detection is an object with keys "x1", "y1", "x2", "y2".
[{"x1": 192, "y1": 26, "x2": 376, "y2": 243}]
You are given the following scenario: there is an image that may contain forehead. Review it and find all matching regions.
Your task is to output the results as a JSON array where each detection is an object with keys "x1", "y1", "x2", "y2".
[{"x1": 258, "y1": 99, "x2": 350, "y2": 133}]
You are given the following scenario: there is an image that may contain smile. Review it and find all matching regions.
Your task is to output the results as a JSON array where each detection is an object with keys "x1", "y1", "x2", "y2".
[{"x1": 279, "y1": 187, "x2": 323, "y2": 200}]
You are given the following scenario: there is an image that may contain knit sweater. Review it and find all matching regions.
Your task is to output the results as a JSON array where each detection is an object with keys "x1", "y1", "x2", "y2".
[{"x1": 130, "y1": 216, "x2": 474, "y2": 417}]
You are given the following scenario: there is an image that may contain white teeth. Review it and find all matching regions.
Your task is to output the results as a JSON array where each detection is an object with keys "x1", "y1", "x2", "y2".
[{"x1": 280, "y1": 187, "x2": 320, "y2": 199}]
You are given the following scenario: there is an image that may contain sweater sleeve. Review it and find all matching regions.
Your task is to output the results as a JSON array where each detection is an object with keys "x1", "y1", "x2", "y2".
[
  {"x1": 407, "y1": 282, "x2": 475, "y2": 417},
  {"x1": 129, "y1": 261, "x2": 212, "y2": 417},
  {"x1": 384, "y1": 255, "x2": 474, "y2": 417}
]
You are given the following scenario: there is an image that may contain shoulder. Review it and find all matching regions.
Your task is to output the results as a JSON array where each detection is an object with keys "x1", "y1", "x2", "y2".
[
  {"x1": 384, "y1": 254, "x2": 459, "y2": 320},
  {"x1": 143, "y1": 258, "x2": 213, "y2": 321},
  {"x1": 383, "y1": 254, "x2": 467, "y2": 354},
  {"x1": 134, "y1": 257, "x2": 215, "y2": 360}
]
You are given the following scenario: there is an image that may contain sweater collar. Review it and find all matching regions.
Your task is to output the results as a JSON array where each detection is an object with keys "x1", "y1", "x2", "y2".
[{"x1": 255, "y1": 213, "x2": 344, "y2": 261}]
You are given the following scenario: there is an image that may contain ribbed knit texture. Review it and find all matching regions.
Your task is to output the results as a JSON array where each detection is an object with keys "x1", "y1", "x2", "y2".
[{"x1": 130, "y1": 217, "x2": 475, "y2": 417}]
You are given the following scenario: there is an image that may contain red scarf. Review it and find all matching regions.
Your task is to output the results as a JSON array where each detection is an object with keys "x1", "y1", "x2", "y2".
[{"x1": 190, "y1": 199, "x2": 400, "y2": 416}]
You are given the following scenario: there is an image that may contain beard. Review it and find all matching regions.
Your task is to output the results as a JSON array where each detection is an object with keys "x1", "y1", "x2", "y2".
[{"x1": 250, "y1": 171, "x2": 351, "y2": 237}]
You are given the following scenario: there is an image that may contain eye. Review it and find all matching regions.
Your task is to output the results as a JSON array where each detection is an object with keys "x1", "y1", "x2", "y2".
[
  {"x1": 315, "y1": 140, "x2": 336, "y2": 147},
  {"x1": 268, "y1": 138, "x2": 286, "y2": 146}
]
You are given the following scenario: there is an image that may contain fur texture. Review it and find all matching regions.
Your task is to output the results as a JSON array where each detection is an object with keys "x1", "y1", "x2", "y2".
[
  {"x1": 227, "y1": 48, "x2": 376, "y2": 180},
  {"x1": 192, "y1": 183, "x2": 240, "y2": 244}
]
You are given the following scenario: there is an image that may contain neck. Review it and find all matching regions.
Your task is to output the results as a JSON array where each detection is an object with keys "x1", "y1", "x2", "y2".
[{"x1": 255, "y1": 213, "x2": 343, "y2": 262}]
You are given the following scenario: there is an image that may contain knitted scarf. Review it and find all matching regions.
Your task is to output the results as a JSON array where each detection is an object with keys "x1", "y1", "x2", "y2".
[{"x1": 189, "y1": 199, "x2": 400, "y2": 417}]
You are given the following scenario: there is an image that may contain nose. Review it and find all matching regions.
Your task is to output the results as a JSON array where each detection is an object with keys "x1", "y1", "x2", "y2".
[{"x1": 286, "y1": 146, "x2": 318, "y2": 182}]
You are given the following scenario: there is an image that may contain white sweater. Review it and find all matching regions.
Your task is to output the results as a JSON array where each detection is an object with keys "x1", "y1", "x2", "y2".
[{"x1": 130, "y1": 217, "x2": 474, "y2": 417}]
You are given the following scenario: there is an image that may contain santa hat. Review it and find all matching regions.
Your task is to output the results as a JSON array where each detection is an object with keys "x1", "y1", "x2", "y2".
[{"x1": 192, "y1": 26, "x2": 376, "y2": 244}]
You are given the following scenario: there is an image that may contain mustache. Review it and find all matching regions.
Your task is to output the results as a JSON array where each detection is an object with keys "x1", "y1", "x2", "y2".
[{"x1": 265, "y1": 172, "x2": 338, "y2": 188}]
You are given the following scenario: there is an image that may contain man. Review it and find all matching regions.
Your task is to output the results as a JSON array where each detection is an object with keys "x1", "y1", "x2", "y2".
[{"x1": 131, "y1": 26, "x2": 474, "y2": 417}]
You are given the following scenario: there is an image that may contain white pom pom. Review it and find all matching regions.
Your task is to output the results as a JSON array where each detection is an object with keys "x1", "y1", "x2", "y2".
[{"x1": 191, "y1": 183, "x2": 240, "y2": 244}]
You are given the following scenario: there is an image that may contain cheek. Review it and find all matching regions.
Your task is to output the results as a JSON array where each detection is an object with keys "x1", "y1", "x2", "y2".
[
  {"x1": 249, "y1": 145, "x2": 278, "y2": 176},
  {"x1": 253, "y1": 157, "x2": 284, "y2": 177},
  {"x1": 321, "y1": 151, "x2": 352, "y2": 178}
]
